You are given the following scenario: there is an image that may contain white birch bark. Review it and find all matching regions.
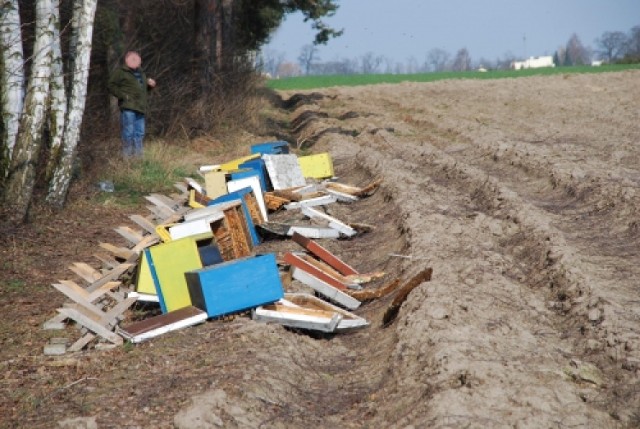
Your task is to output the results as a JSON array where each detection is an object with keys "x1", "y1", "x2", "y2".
[
  {"x1": 0, "y1": 0, "x2": 25, "y2": 176},
  {"x1": 46, "y1": 0, "x2": 67, "y2": 179},
  {"x1": 47, "y1": 0, "x2": 98, "y2": 206},
  {"x1": 4, "y1": 0, "x2": 54, "y2": 221}
]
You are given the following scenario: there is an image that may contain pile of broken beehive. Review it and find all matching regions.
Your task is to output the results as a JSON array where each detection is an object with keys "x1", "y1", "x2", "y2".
[{"x1": 43, "y1": 141, "x2": 431, "y2": 354}]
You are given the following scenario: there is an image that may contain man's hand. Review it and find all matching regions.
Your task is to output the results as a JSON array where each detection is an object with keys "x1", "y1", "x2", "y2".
[{"x1": 147, "y1": 78, "x2": 156, "y2": 88}]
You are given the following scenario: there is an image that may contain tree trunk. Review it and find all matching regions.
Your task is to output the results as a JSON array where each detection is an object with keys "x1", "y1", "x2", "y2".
[
  {"x1": 194, "y1": 0, "x2": 216, "y2": 93},
  {"x1": 47, "y1": 0, "x2": 98, "y2": 207},
  {"x1": 0, "y1": 0, "x2": 25, "y2": 180},
  {"x1": 3, "y1": 0, "x2": 54, "y2": 223},
  {"x1": 46, "y1": 0, "x2": 67, "y2": 180}
]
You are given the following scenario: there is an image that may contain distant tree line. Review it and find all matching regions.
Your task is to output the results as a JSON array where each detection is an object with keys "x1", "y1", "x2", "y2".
[{"x1": 261, "y1": 24, "x2": 640, "y2": 77}]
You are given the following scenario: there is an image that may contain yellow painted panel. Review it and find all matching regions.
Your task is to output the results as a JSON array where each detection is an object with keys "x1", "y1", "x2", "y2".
[
  {"x1": 204, "y1": 171, "x2": 228, "y2": 199},
  {"x1": 298, "y1": 153, "x2": 334, "y2": 179},
  {"x1": 188, "y1": 189, "x2": 206, "y2": 208},
  {"x1": 155, "y1": 223, "x2": 176, "y2": 242},
  {"x1": 219, "y1": 154, "x2": 260, "y2": 172},
  {"x1": 136, "y1": 252, "x2": 156, "y2": 295},
  {"x1": 149, "y1": 238, "x2": 203, "y2": 312}
]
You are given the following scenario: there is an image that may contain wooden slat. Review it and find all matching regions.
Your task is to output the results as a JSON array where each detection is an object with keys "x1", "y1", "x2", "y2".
[
  {"x1": 67, "y1": 333, "x2": 96, "y2": 352},
  {"x1": 129, "y1": 214, "x2": 158, "y2": 235},
  {"x1": 99, "y1": 242, "x2": 135, "y2": 260},
  {"x1": 58, "y1": 307, "x2": 122, "y2": 345},
  {"x1": 68, "y1": 262, "x2": 102, "y2": 284},
  {"x1": 114, "y1": 226, "x2": 145, "y2": 245},
  {"x1": 85, "y1": 262, "x2": 134, "y2": 293},
  {"x1": 292, "y1": 232, "x2": 359, "y2": 276}
]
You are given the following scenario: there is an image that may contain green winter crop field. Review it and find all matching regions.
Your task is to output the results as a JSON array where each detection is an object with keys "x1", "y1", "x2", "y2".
[{"x1": 266, "y1": 63, "x2": 640, "y2": 91}]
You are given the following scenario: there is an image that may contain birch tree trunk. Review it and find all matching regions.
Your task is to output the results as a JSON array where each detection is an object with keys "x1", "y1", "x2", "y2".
[
  {"x1": 0, "y1": 0, "x2": 25, "y2": 180},
  {"x1": 46, "y1": 0, "x2": 98, "y2": 206},
  {"x1": 46, "y1": 0, "x2": 66, "y2": 180},
  {"x1": 3, "y1": 0, "x2": 54, "y2": 222}
]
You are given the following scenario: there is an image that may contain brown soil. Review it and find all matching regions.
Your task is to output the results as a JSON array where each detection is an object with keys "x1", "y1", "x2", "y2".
[{"x1": 2, "y1": 70, "x2": 640, "y2": 428}]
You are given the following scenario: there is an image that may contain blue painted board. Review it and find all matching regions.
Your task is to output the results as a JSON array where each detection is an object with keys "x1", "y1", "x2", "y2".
[
  {"x1": 237, "y1": 159, "x2": 270, "y2": 192},
  {"x1": 207, "y1": 187, "x2": 261, "y2": 245},
  {"x1": 250, "y1": 141, "x2": 289, "y2": 155},
  {"x1": 185, "y1": 253, "x2": 284, "y2": 318}
]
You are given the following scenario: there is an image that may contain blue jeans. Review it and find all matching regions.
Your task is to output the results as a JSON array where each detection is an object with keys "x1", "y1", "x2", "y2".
[{"x1": 120, "y1": 109, "x2": 145, "y2": 157}]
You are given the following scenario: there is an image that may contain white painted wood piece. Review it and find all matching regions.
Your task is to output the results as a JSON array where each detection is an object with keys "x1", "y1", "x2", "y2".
[
  {"x1": 325, "y1": 189, "x2": 360, "y2": 203},
  {"x1": 227, "y1": 175, "x2": 269, "y2": 221},
  {"x1": 284, "y1": 194, "x2": 337, "y2": 210},
  {"x1": 287, "y1": 226, "x2": 340, "y2": 239},
  {"x1": 262, "y1": 154, "x2": 306, "y2": 190},
  {"x1": 252, "y1": 305, "x2": 342, "y2": 333},
  {"x1": 183, "y1": 201, "x2": 238, "y2": 222},
  {"x1": 284, "y1": 293, "x2": 368, "y2": 331},
  {"x1": 301, "y1": 207, "x2": 357, "y2": 237},
  {"x1": 169, "y1": 213, "x2": 224, "y2": 240},
  {"x1": 117, "y1": 307, "x2": 207, "y2": 343},
  {"x1": 127, "y1": 291, "x2": 160, "y2": 303},
  {"x1": 291, "y1": 267, "x2": 361, "y2": 310}
]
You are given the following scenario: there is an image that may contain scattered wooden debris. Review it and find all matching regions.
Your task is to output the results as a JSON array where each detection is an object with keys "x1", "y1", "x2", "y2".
[{"x1": 118, "y1": 306, "x2": 207, "y2": 343}]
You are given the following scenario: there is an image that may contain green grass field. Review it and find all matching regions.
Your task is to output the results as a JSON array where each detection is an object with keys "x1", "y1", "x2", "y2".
[{"x1": 266, "y1": 64, "x2": 640, "y2": 91}]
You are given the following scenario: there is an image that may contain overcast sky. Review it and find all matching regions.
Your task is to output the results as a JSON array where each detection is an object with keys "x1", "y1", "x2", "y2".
[{"x1": 263, "y1": 0, "x2": 639, "y2": 65}]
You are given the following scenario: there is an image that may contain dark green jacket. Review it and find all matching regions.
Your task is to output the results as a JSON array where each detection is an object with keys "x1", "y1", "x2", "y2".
[{"x1": 107, "y1": 66, "x2": 151, "y2": 114}]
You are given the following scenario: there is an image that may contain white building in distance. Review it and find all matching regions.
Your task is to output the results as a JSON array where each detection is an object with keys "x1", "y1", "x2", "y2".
[{"x1": 512, "y1": 56, "x2": 555, "y2": 70}]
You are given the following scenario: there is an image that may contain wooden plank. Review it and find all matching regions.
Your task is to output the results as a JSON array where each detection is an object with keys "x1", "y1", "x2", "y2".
[
  {"x1": 325, "y1": 189, "x2": 359, "y2": 203},
  {"x1": 114, "y1": 226, "x2": 145, "y2": 245},
  {"x1": 299, "y1": 255, "x2": 357, "y2": 287},
  {"x1": 252, "y1": 306, "x2": 342, "y2": 333},
  {"x1": 285, "y1": 195, "x2": 337, "y2": 210},
  {"x1": 130, "y1": 234, "x2": 160, "y2": 253},
  {"x1": 284, "y1": 253, "x2": 350, "y2": 291},
  {"x1": 292, "y1": 232, "x2": 359, "y2": 276},
  {"x1": 68, "y1": 262, "x2": 102, "y2": 284},
  {"x1": 57, "y1": 307, "x2": 122, "y2": 345},
  {"x1": 284, "y1": 293, "x2": 368, "y2": 330},
  {"x1": 117, "y1": 306, "x2": 207, "y2": 343},
  {"x1": 42, "y1": 313, "x2": 67, "y2": 330},
  {"x1": 99, "y1": 242, "x2": 135, "y2": 260},
  {"x1": 348, "y1": 278, "x2": 401, "y2": 301},
  {"x1": 174, "y1": 182, "x2": 189, "y2": 194},
  {"x1": 67, "y1": 333, "x2": 96, "y2": 352},
  {"x1": 383, "y1": 268, "x2": 433, "y2": 325},
  {"x1": 100, "y1": 297, "x2": 137, "y2": 327},
  {"x1": 129, "y1": 214, "x2": 159, "y2": 235},
  {"x1": 53, "y1": 282, "x2": 105, "y2": 318},
  {"x1": 146, "y1": 193, "x2": 180, "y2": 213},
  {"x1": 93, "y1": 253, "x2": 120, "y2": 270},
  {"x1": 291, "y1": 267, "x2": 361, "y2": 310},
  {"x1": 85, "y1": 262, "x2": 134, "y2": 293},
  {"x1": 146, "y1": 204, "x2": 173, "y2": 220},
  {"x1": 301, "y1": 207, "x2": 357, "y2": 237},
  {"x1": 287, "y1": 226, "x2": 340, "y2": 239}
]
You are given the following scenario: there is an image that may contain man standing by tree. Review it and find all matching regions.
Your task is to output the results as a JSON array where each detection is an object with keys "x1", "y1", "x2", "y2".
[{"x1": 108, "y1": 51, "x2": 156, "y2": 157}]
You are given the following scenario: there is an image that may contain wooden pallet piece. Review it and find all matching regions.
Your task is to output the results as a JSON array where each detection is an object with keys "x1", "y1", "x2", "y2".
[
  {"x1": 114, "y1": 226, "x2": 145, "y2": 245},
  {"x1": 290, "y1": 266, "x2": 361, "y2": 310},
  {"x1": 301, "y1": 206, "x2": 357, "y2": 237},
  {"x1": 68, "y1": 262, "x2": 102, "y2": 284},
  {"x1": 129, "y1": 214, "x2": 160, "y2": 235},
  {"x1": 57, "y1": 306, "x2": 123, "y2": 345},
  {"x1": 292, "y1": 232, "x2": 359, "y2": 276},
  {"x1": 284, "y1": 253, "x2": 353, "y2": 291}
]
